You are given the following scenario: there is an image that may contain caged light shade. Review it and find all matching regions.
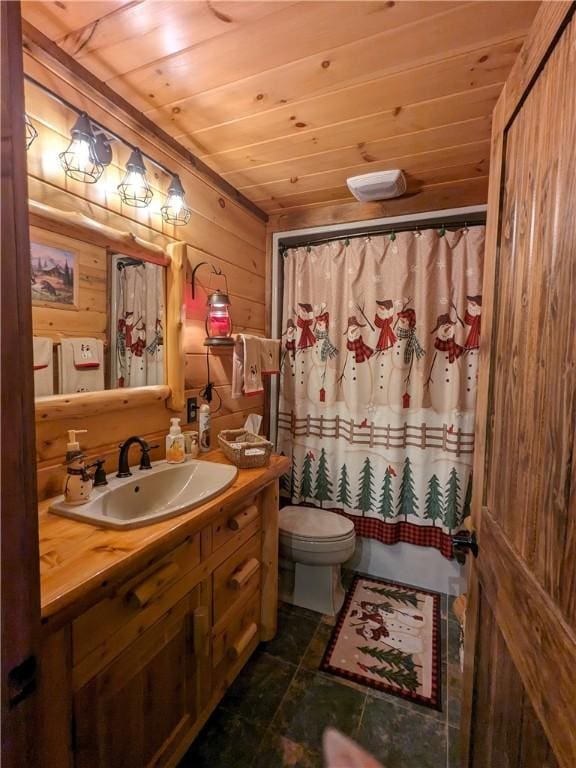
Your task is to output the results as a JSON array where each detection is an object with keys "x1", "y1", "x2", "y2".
[
  {"x1": 59, "y1": 112, "x2": 105, "y2": 183},
  {"x1": 161, "y1": 174, "x2": 191, "y2": 226},
  {"x1": 117, "y1": 148, "x2": 153, "y2": 208},
  {"x1": 24, "y1": 113, "x2": 38, "y2": 150}
]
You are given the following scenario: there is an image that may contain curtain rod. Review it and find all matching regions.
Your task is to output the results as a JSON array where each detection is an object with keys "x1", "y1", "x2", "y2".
[{"x1": 280, "y1": 215, "x2": 486, "y2": 252}]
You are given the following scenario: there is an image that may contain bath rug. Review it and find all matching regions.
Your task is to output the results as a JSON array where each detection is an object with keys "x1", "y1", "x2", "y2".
[{"x1": 321, "y1": 576, "x2": 442, "y2": 710}]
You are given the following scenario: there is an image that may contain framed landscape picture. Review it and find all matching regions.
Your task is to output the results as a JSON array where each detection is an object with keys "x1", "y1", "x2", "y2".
[{"x1": 30, "y1": 239, "x2": 78, "y2": 309}]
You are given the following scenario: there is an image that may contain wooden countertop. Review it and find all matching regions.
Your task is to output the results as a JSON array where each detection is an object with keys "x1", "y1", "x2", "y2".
[{"x1": 38, "y1": 451, "x2": 289, "y2": 629}]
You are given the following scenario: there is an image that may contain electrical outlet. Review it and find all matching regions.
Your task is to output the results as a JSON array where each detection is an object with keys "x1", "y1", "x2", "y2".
[{"x1": 187, "y1": 397, "x2": 198, "y2": 423}]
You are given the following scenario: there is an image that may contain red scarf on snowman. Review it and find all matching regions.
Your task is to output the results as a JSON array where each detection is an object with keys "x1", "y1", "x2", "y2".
[
  {"x1": 347, "y1": 336, "x2": 373, "y2": 363},
  {"x1": 434, "y1": 336, "x2": 463, "y2": 363},
  {"x1": 297, "y1": 316, "x2": 316, "y2": 349},
  {"x1": 374, "y1": 315, "x2": 397, "y2": 351},
  {"x1": 464, "y1": 310, "x2": 481, "y2": 350}
]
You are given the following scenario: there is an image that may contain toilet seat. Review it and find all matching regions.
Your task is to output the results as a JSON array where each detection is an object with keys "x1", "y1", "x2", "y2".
[{"x1": 279, "y1": 506, "x2": 355, "y2": 543}]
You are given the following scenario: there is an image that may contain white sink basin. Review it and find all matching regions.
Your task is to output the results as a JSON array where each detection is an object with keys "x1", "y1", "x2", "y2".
[{"x1": 49, "y1": 460, "x2": 238, "y2": 529}]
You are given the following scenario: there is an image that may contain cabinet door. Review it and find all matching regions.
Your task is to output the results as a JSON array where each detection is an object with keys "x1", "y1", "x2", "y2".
[{"x1": 73, "y1": 589, "x2": 203, "y2": 768}]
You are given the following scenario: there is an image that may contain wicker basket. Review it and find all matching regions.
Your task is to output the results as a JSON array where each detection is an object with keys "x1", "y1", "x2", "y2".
[{"x1": 218, "y1": 429, "x2": 273, "y2": 468}]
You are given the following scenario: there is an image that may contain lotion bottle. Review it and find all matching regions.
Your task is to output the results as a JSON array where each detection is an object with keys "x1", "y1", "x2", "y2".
[
  {"x1": 199, "y1": 403, "x2": 211, "y2": 452},
  {"x1": 64, "y1": 429, "x2": 93, "y2": 505},
  {"x1": 166, "y1": 417, "x2": 185, "y2": 464}
]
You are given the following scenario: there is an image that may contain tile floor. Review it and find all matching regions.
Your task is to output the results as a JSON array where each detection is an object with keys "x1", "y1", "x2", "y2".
[{"x1": 179, "y1": 572, "x2": 462, "y2": 768}]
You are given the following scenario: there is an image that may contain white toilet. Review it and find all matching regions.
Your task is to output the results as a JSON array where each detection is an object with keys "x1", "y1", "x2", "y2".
[{"x1": 278, "y1": 506, "x2": 356, "y2": 616}]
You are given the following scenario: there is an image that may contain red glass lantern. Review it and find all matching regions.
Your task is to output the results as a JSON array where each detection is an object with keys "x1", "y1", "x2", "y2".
[
  {"x1": 205, "y1": 290, "x2": 233, "y2": 346},
  {"x1": 190, "y1": 261, "x2": 234, "y2": 347}
]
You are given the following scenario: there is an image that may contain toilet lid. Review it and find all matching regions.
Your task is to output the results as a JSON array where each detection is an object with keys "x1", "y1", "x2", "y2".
[{"x1": 279, "y1": 506, "x2": 355, "y2": 542}]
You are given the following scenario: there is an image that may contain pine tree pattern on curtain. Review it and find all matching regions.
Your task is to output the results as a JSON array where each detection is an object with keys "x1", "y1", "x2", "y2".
[{"x1": 277, "y1": 227, "x2": 484, "y2": 559}]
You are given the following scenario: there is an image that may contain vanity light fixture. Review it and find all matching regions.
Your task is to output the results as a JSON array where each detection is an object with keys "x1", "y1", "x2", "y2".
[
  {"x1": 117, "y1": 148, "x2": 153, "y2": 208},
  {"x1": 161, "y1": 174, "x2": 191, "y2": 226},
  {"x1": 24, "y1": 113, "x2": 38, "y2": 150},
  {"x1": 191, "y1": 262, "x2": 234, "y2": 347},
  {"x1": 59, "y1": 112, "x2": 109, "y2": 183}
]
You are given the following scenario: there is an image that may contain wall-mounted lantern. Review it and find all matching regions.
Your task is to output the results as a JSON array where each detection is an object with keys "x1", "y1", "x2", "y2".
[
  {"x1": 59, "y1": 112, "x2": 111, "y2": 183},
  {"x1": 118, "y1": 147, "x2": 153, "y2": 207},
  {"x1": 24, "y1": 113, "x2": 38, "y2": 150},
  {"x1": 190, "y1": 262, "x2": 234, "y2": 347}
]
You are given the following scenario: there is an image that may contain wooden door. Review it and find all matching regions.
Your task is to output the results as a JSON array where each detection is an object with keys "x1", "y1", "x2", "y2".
[
  {"x1": 462, "y1": 3, "x2": 576, "y2": 767},
  {"x1": 1, "y1": 2, "x2": 42, "y2": 766},
  {"x1": 74, "y1": 590, "x2": 203, "y2": 768}
]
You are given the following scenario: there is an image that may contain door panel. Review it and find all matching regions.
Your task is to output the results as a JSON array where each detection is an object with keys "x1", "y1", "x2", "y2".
[
  {"x1": 1, "y1": 3, "x2": 41, "y2": 766},
  {"x1": 487, "y1": 13, "x2": 576, "y2": 608},
  {"x1": 464, "y1": 5, "x2": 576, "y2": 767},
  {"x1": 471, "y1": 590, "x2": 558, "y2": 768},
  {"x1": 74, "y1": 591, "x2": 201, "y2": 768}
]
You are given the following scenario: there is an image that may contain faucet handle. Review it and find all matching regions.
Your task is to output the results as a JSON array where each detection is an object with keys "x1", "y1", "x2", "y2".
[
  {"x1": 90, "y1": 458, "x2": 108, "y2": 487},
  {"x1": 139, "y1": 444, "x2": 159, "y2": 470}
]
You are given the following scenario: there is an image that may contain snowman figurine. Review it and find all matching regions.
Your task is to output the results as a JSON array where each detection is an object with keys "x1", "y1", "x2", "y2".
[
  {"x1": 295, "y1": 303, "x2": 316, "y2": 399},
  {"x1": 280, "y1": 318, "x2": 297, "y2": 403},
  {"x1": 427, "y1": 313, "x2": 464, "y2": 413},
  {"x1": 308, "y1": 304, "x2": 339, "y2": 405},
  {"x1": 388, "y1": 308, "x2": 426, "y2": 412},
  {"x1": 371, "y1": 299, "x2": 397, "y2": 406},
  {"x1": 340, "y1": 316, "x2": 373, "y2": 414},
  {"x1": 462, "y1": 295, "x2": 482, "y2": 411}
]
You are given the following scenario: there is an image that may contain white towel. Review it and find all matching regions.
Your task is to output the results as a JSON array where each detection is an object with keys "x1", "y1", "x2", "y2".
[
  {"x1": 231, "y1": 334, "x2": 265, "y2": 398},
  {"x1": 59, "y1": 337, "x2": 104, "y2": 393},
  {"x1": 33, "y1": 336, "x2": 54, "y2": 397},
  {"x1": 260, "y1": 339, "x2": 281, "y2": 374}
]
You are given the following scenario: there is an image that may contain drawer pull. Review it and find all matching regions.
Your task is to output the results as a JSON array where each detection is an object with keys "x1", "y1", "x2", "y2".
[
  {"x1": 227, "y1": 504, "x2": 258, "y2": 531},
  {"x1": 228, "y1": 558, "x2": 260, "y2": 591},
  {"x1": 126, "y1": 562, "x2": 180, "y2": 609},
  {"x1": 227, "y1": 622, "x2": 258, "y2": 661}
]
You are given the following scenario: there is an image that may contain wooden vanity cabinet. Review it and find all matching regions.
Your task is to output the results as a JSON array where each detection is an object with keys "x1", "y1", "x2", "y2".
[
  {"x1": 38, "y1": 478, "x2": 281, "y2": 768},
  {"x1": 73, "y1": 588, "x2": 205, "y2": 768}
]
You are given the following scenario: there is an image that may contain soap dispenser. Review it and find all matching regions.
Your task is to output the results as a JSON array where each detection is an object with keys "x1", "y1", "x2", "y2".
[
  {"x1": 166, "y1": 418, "x2": 185, "y2": 464},
  {"x1": 64, "y1": 429, "x2": 93, "y2": 505}
]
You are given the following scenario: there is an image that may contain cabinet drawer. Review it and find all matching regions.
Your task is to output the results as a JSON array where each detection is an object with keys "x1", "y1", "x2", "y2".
[
  {"x1": 212, "y1": 502, "x2": 259, "y2": 553},
  {"x1": 212, "y1": 591, "x2": 260, "y2": 695},
  {"x1": 72, "y1": 533, "x2": 201, "y2": 687},
  {"x1": 213, "y1": 533, "x2": 261, "y2": 624}
]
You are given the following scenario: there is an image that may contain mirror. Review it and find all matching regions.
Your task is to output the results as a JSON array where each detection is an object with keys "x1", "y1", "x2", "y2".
[
  {"x1": 31, "y1": 226, "x2": 165, "y2": 396},
  {"x1": 30, "y1": 201, "x2": 185, "y2": 417}
]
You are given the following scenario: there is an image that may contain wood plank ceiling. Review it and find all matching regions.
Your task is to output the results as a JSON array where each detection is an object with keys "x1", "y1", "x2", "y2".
[{"x1": 21, "y1": 1, "x2": 539, "y2": 217}]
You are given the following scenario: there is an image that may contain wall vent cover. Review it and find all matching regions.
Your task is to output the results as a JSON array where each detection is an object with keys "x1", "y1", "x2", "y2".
[{"x1": 347, "y1": 170, "x2": 406, "y2": 202}]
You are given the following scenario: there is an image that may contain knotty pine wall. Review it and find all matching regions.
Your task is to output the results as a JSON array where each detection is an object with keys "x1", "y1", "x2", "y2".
[{"x1": 24, "y1": 55, "x2": 267, "y2": 501}]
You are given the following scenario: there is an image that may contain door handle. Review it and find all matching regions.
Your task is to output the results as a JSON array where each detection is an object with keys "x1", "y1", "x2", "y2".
[{"x1": 452, "y1": 529, "x2": 479, "y2": 564}]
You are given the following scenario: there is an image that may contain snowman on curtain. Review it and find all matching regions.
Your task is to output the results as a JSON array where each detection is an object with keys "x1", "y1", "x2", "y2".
[
  {"x1": 427, "y1": 313, "x2": 464, "y2": 413},
  {"x1": 339, "y1": 316, "x2": 374, "y2": 414},
  {"x1": 461, "y1": 295, "x2": 482, "y2": 411},
  {"x1": 388, "y1": 307, "x2": 426, "y2": 412},
  {"x1": 371, "y1": 299, "x2": 397, "y2": 406},
  {"x1": 307, "y1": 303, "x2": 339, "y2": 405},
  {"x1": 295, "y1": 303, "x2": 315, "y2": 400},
  {"x1": 281, "y1": 318, "x2": 297, "y2": 403}
]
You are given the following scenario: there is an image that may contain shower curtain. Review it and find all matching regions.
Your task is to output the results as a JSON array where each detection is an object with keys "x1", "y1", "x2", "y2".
[
  {"x1": 113, "y1": 259, "x2": 164, "y2": 388},
  {"x1": 277, "y1": 226, "x2": 484, "y2": 559}
]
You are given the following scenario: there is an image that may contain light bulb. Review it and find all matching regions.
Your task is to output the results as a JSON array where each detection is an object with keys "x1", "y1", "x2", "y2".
[
  {"x1": 117, "y1": 148, "x2": 153, "y2": 208},
  {"x1": 59, "y1": 112, "x2": 104, "y2": 183},
  {"x1": 161, "y1": 174, "x2": 191, "y2": 225}
]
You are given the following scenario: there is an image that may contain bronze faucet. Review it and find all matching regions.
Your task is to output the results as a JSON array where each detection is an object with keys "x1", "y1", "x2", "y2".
[{"x1": 116, "y1": 436, "x2": 157, "y2": 478}]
